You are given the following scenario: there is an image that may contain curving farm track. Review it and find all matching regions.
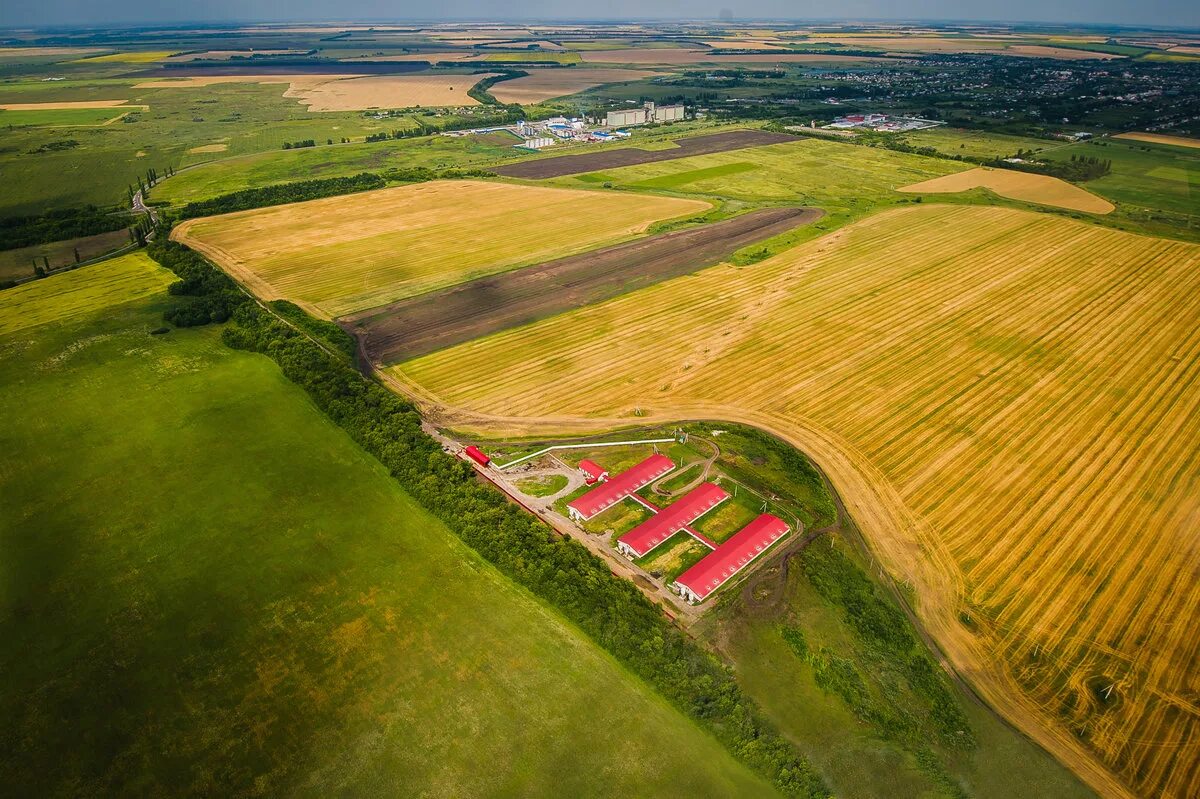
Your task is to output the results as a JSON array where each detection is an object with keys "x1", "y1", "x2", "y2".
[{"x1": 388, "y1": 204, "x2": 1200, "y2": 799}]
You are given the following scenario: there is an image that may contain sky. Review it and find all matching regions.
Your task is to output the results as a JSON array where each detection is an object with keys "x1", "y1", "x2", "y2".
[{"x1": 1, "y1": 0, "x2": 1197, "y2": 29}]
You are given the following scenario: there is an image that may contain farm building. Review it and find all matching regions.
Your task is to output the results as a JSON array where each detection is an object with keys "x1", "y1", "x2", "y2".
[
  {"x1": 653, "y1": 104, "x2": 685, "y2": 122},
  {"x1": 672, "y1": 513, "x2": 790, "y2": 603},
  {"x1": 517, "y1": 136, "x2": 555, "y2": 150},
  {"x1": 616, "y1": 482, "x2": 730, "y2": 559},
  {"x1": 578, "y1": 459, "x2": 609, "y2": 484},
  {"x1": 463, "y1": 445, "x2": 491, "y2": 467},
  {"x1": 566, "y1": 453, "x2": 674, "y2": 521}
]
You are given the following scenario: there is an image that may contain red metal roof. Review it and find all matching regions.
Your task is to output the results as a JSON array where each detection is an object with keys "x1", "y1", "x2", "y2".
[
  {"x1": 464, "y1": 445, "x2": 490, "y2": 466},
  {"x1": 674, "y1": 513, "x2": 789, "y2": 601},
  {"x1": 617, "y1": 482, "x2": 730, "y2": 558},
  {"x1": 567, "y1": 454, "x2": 674, "y2": 520},
  {"x1": 578, "y1": 459, "x2": 607, "y2": 480}
]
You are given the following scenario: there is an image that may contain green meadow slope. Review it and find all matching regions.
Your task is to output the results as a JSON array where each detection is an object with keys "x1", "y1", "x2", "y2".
[{"x1": 0, "y1": 258, "x2": 778, "y2": 797}]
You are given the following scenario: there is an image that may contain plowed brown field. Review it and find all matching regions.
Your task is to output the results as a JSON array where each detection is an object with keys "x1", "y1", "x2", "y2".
[{"x1": 394, "y1": 204, "x2": 1200, "y2": 799}]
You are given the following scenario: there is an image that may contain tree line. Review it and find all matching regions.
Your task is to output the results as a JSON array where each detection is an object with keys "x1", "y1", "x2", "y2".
[
  {"x1": 176, "y1": 168, "x2": 496, "y2": 221},
  {"x1": 145, "y1": 238, "x2": 832, "y2": 799},
  {"x1": 0, "y1": 206, "x2": 133, "y2": 250}
]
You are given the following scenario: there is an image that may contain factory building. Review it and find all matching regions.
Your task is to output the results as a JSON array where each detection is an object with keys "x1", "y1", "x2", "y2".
[{"x1": 605, "y1": 101, "x2": 686, "y2": 128}]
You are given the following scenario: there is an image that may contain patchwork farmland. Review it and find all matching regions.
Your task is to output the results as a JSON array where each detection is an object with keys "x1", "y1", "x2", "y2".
[
  {"x1": 345, "y1": 206, "x2": 822, "y2": 363},
  {"x1": 395, "y1": 204, "x2": 1200, "y2": 799},
  {"x1": 171, "y1": 180, "x2": 708, "y2": 317}
]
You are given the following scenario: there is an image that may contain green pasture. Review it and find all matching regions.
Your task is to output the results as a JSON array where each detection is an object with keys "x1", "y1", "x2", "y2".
[
  {"x1": 710, "y1": 533, "x2": 1096, "y2": 799},
  {"x1": 902, "y1": 126, "x2": 1056, "y2": 160},
  {"x1": 0, "y1": 262, "x2": 780, "y2": 797},
  {"x1": 154, "y1": 134, "x2": 516, "y2": 206},
  {"x1": 480, "y1": 51, "x2": 582, "y2": 63},
  {"x1": 555, "y1": 137, "x2": 967, "y2": 260},
  {"x1": 0, "y1": 106, "x2": 134, "y2": 127},
  {"x1": 1040, "y1": 136, "x2": 1199, "y2": 218}
]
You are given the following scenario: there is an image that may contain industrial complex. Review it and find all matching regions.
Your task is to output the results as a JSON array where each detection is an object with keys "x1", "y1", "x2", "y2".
[{"x1": 445, "y1": 101, "x2": 688, "y2": 151}]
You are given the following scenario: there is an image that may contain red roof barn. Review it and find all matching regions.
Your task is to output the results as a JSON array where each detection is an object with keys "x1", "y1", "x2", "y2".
[
  {"x1": 463, "y1": 445, "x2": 491, "y2": 467},
  {"x1": 616, "y1": 482, "x2": 730, "y2": 558},
  {"x1": 566, "y1": 454, "x2": 674, "y2": 521},
  {"x1": 672, "y1": 513, "x2": 789, "y2": 603},
  {"x1": 578, "y1": 459, "x2": 609, "y2": 484}
]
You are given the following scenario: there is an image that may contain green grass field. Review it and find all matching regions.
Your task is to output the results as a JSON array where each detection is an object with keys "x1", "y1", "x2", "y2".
[
  {"x1": 0, "y1": 75, "x2": 518, "y2": 216},
  {"x1": 708, "y1": 532, "x2": 1096, "y2": 799},
  {"x1": 0, "y1": 251, "x2": 172, "y2": 335},
  {"x1": 902, "y1": 127, "x2": 1056, "y2": 160},
  {"x1": 0, "y1": 261, "x2": 780, "y2": 797},
  {"x1": 1040, "y1": 136, "x2": 1199, "y2": 217},
  {"x1": 155, "y1": 134, "x2": 516, "y2": 206},
  {"x1": 551, "y1": 137, "x2": 967, "y2": 259},
  {"x1": 480, "y1": 51, "x2": 583, "y2": 63},
  {"x1": 0, "y1": 106, "x2": 134, "y2": 126}
]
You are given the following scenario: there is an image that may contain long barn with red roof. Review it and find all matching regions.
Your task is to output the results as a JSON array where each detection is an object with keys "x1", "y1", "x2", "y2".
[
  {"x1": 566, "y1": 453, "x2": 674, "y2": 521},
  {"x1": 616, "y1": 482, "x2": 729, "y2": 558},
  {"x1": 671, "y1": 513, "x2": 790, "y2": 603}
]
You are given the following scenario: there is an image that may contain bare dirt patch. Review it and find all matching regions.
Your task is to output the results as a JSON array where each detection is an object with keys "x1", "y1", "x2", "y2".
[
  {"x1": 1115, "y1": 131, "x2": 1200, "y2": 149},
  {"x1": 490, "y1": 68, "x2": 659, "y2": 104},
  {"x1": 899, "y1": 167, "x2": 1114, "y2": 214},
  {"x1": 345, "y1": 206, "x2": 822, "y2": 364},
  {"x1": 493, "y1": 129, "x2": 796, "y2": 179}
]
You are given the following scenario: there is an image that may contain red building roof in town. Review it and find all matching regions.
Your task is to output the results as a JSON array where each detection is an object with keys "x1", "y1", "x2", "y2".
[
  {"x1": 674, "y1": 513, "x2": 789, "y2": 601},
  {"x1": 617, "y1": 482, "x2": 730, "y2": 558},
  {"x1": 567, "y1": 453, "x2": 674, "y2": 520}
]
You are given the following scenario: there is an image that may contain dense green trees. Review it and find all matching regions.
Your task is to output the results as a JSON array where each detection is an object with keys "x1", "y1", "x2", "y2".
[
  {"x1": 177, "y1": 173, "x2": 387, "y2": 219},
  {"x1": 0, "y1": 206, "x2": 132, "y2": 250}
]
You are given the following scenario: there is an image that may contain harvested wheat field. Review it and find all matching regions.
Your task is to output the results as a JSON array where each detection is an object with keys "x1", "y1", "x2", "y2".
[
  {"x1": 132, "y1": 74, "x2": 357, "y2": 89},
  {"x1": 900, "y1": 167, "x2": 1114, "y2": 213},
  {"x1": 1115, "y1": 131, "x2": 1200, "y2": 149},
  {"x1": 489, "y1": 68, "x2": 658, "y2": 103},
  {"x1": 578, "y1": 48, "x2": 891, "y2": 65},
  {"x1": 285, "y1": 74, "x2": 496, "y2": 110},
  {"x1": 173, "y1": 180, "x2": 707, "y2": 318},
  {"x1": 395, "y1": 204, "x2": 1200, "y2": 799}
]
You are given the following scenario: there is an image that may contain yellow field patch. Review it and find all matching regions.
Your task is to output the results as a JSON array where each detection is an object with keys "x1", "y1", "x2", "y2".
[
  {"x1": 1115, "y1": 131, "x2": 1200, "y2": 150},
  {"x1": 187, "y1": 143, "x2": 229, "y2": 154},
  {"x1": 0, "y1": 252, "x2": 173, "y2": 337},
  {"x1": 578, "y1": 48, "x2": 890, "y2": 64},
  {"x1": 167, "y1": 49, "x2": 308, "y2": 61},
  {"x1": 172, "y1": 180, "x2": 707, "y2": 317},
  {"x1": 395, "y1": 204, "x2": 1200, "y2": 799},
  {"x1": 75, "y1": 50, "x2": 175, "y2": 63},
  {"x1": 489, "y1": 68, "x2": 659, "y2": 104},
  {"x1": 899, "y1": 167, "x2": 1114, "y2": 214},
  {"x1": 284, "y1": 74, "x2": 496, "y2": 111}
]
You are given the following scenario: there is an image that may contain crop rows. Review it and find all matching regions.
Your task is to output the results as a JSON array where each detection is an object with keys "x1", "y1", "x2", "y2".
[
  {"x1": 397, "y1": 204, "x2": 1200, "y2": 798},
  {"x1": 172, "y1": 180, "x2": 706, "y2": 318}
]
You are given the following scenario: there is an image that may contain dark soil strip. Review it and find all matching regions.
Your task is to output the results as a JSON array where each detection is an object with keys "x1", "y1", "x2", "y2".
[
  {"x1": 492, "y1": 130, "x2": 796, "y2": 179},
  {"x1": 343, "y1": 206, "x2": 822, "y2": 365}
]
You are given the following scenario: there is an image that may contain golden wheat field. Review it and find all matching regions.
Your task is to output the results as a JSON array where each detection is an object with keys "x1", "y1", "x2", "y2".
[
  {"x1": 1115, "y1": 131, "x2": 1200, "y2": 150},
  {"x1": 395, "y1": 204, "x2": 1200, "y2": 799},
  {"x1": 900, "y1": 167, "x2": 1115, "y2": 213},
  {"x1": 172, "y1": 180, "x2": 707, "y2": 317}
]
